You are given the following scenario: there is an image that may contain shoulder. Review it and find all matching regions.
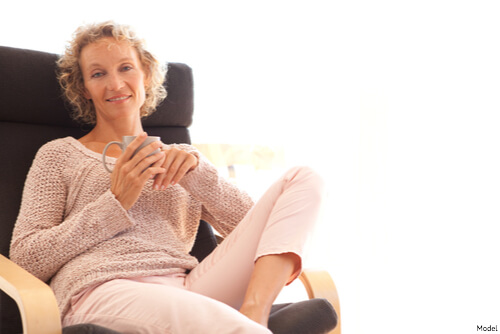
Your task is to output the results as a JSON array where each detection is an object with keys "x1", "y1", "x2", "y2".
[
  {"x1": 35, "y1": 137, "x2": 89, "y2": 161},
  {"x1": 37, "y1": 137, "x2": 77, "y2": 154},
  {"x1": 31, "y1": 137, "x2": 82, "y2": 171}
]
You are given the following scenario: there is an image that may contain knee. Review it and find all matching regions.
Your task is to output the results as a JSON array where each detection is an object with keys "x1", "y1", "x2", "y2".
[
  {"x1": 285, "y1": 166, "x2": 325, "y2": 199},
  {"x1": 288, "y1": 166, "x2": 324, "y2": 187}
]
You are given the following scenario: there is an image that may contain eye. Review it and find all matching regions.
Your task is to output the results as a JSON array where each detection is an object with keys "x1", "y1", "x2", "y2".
[
  {"x1": 121, "y1": 65, "x2": 133, "y2": 72},
  {"x1": 91, "y1": 72, "x2": 104, "y2": 79}
]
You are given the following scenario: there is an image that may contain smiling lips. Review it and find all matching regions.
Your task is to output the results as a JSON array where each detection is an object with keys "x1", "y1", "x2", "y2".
[{"x1": 107, "y1": 95, "x2": 131, "y2": 102}]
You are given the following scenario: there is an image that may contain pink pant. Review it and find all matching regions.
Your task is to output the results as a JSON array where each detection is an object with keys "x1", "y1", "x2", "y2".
[{"x1": 63, "y1": 167, "x2": 324, "y2": 334}]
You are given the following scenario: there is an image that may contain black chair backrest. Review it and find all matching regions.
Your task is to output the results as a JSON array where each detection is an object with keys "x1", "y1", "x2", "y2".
[{"x1": 0, "y1": 45, "x2": 216, "y2": 333}]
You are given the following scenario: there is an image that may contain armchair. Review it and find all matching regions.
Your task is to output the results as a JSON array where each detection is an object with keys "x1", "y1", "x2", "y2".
[{"x1": 0, "y1": 45, "x2": 340, "y2": 334}]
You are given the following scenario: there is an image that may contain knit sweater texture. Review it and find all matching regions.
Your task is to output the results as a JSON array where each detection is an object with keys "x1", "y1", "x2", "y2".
[{"x1": 10, "y1": 137, "x2": 254, "y2": 318}]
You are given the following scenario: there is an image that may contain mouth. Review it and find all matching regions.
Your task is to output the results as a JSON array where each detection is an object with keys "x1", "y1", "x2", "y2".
[{"x1": 107, "y1": 95, "x2": 131, "y2": 102}]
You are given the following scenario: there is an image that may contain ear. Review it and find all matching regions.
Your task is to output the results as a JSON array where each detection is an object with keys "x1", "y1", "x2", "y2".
[{"x1": 83, "y1": 87, "x2": 91, "y2": 100}]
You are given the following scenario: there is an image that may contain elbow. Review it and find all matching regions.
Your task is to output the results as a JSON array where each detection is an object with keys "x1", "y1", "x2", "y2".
[{"x1": 9, "y1": 242, "x2": 55, "y2": 283}]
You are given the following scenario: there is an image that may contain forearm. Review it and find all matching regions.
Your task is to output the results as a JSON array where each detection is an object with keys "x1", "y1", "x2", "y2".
[
  {"x1": 179, "y1": 154, "x2": 254, "y2": 236},
  {"x1": 10, "y1": 190, "x2": 134, "y2": 282}
]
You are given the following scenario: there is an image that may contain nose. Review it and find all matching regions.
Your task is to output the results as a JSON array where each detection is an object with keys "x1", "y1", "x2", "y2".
[{"x1": 106, "y1": 72, "x2": 125, "y2": 91}]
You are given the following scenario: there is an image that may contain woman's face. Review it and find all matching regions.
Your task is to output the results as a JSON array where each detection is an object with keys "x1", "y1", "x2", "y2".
[{"x1": 79, "y1": 37, "x2": 149, "y2": 124}]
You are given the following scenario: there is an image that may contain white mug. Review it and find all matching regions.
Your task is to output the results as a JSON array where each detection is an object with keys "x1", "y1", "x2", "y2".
[{"x1": 102, "y1": 135, "x2": 161, "y2": 173}]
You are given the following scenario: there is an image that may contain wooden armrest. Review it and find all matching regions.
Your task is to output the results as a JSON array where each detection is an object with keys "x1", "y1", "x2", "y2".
[
  {"x1": 299, "y1": 269, "x2": 341, "y2": 334},
  {"x1": 0, "y1": 255, "x2": 62, "y2": 334}
]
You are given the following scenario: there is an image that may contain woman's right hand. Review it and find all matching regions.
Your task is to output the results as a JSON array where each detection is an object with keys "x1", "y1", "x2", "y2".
[{"x1": 110, "y1": 133, "x2": 166, "y2": 210}]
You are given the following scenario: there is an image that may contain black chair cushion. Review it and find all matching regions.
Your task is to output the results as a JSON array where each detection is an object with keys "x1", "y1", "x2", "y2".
[
  {"x1": 63, "y1": 324, "x2": 122, "y2": 334},
  {"x1": 189, "y1": 220, "x2": 218, "y2": 262},
  {"x1": 269, "y1": 298, "x2": 338, "y2": 334}
]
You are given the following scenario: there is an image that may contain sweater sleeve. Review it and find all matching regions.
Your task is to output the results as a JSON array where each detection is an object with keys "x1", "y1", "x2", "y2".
[
  {"x1": 175, "y1": 144, "x2": 254, "y2": 237},
  {"x1": 9, "y1": 143, "x2": 134, "y2": 282}
]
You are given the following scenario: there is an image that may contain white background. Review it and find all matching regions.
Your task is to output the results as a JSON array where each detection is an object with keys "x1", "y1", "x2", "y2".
[{"x1": 2, "y1": 1, "x2": 500, "y2": 333}]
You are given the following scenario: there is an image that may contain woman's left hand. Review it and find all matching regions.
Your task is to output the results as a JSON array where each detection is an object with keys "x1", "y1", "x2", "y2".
[{"x1": 153, "y1": 145, "x2": 198, "y2": 190}]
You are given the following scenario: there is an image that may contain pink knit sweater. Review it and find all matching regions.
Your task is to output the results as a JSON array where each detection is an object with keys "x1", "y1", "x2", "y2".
[{"x1": 10, "y1": 137, "x2": 254, "y2": 318}]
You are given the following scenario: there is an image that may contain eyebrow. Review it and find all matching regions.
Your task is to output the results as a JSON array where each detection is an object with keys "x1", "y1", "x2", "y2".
[{"x1": 85, "y1": 57, "x2": 135, "y2": 70}]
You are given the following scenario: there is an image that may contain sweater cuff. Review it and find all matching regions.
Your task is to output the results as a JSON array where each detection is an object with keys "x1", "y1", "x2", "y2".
[
  {"x1": 178, "y1": 155, "x2": 218, "y2": 192},
  {"x1": 93, "y1": 190, "x2": 136, "y2": 239}
]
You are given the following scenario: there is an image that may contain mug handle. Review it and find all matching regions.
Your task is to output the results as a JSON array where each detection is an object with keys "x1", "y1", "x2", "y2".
[{"x1": 102, "y1": 141, "x2": 123, "y2": 173}]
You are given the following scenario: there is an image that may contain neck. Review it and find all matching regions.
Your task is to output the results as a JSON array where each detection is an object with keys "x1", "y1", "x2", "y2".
[{"x1": 84, "y1": 116, "x2": 144, "y2": 143}]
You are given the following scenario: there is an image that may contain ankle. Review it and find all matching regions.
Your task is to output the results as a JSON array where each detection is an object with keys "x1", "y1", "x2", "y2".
[{"x1": 239, "y1": 301, "x2": 271, "y2": 327}]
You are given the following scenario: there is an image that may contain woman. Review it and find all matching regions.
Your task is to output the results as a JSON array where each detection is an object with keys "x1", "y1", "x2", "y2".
[{"x1": 10, "y1": 21, "x2": 324, "y2": 334}]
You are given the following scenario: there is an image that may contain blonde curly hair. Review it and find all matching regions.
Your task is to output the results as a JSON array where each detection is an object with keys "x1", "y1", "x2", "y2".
[{"x1": 57, "y1": 21, "x2": 167, "y2": 125}]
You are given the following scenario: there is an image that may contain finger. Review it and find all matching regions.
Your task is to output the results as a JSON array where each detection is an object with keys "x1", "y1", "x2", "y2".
[
  {"x1": 170, "y1": 159, "x2": 193, "y2": 186},
  {"x1": 118, "y1": 151, "x2": 164, "y2": 189},
  {"x1": 160, "y1": 151, "x2": 198, "y2": 188},
  {"x1": 162, "y1": 154, "x2": 184, "y2": 188},
  {"x1": 141, "y1": 166, "x2": 167, "y2": 182},
  {"x1": 136, "y1": 151, "x2": 166, "y2": 176},
  {"x1": 153, "y1": 171, "x2": 165, "y2": 189},
  {"x1": 172, "y1": 153, "x2": 198, "y2": 185},
  {"x1": 124, "y1": 141, "x2": 163, "y2": 178},
  {"x1": 159, "y1": 149, "x2": 178, "y2": 189},
  {"x1": 152, "y1": 148, "x2": 168, "y2": 189},
  {"x1": 120, "y1": 132, "x2": 148, "y2": 163},
  {"x1": 128, "y1": 140, "x2": 163, "y2": 166},
  {"x1": 116, "y1": 165, "x2": 166, "y2": 210},
  {"x1": 150, "y1": 152, "x2": 166, "y2": 182}
]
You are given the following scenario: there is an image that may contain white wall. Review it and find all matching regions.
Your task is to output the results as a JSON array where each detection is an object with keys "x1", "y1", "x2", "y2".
[{"x1": 2, "y1": 1, "x2": 500, "y2": 333}]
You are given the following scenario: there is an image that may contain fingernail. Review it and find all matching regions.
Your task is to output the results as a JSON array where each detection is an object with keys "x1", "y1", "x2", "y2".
[
  {"x1": 154, "y1": 184, "x2": 160, "y2": 190},
  {"x1": 161, "y1": 185, "x2": 167, "y2": 191}
]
